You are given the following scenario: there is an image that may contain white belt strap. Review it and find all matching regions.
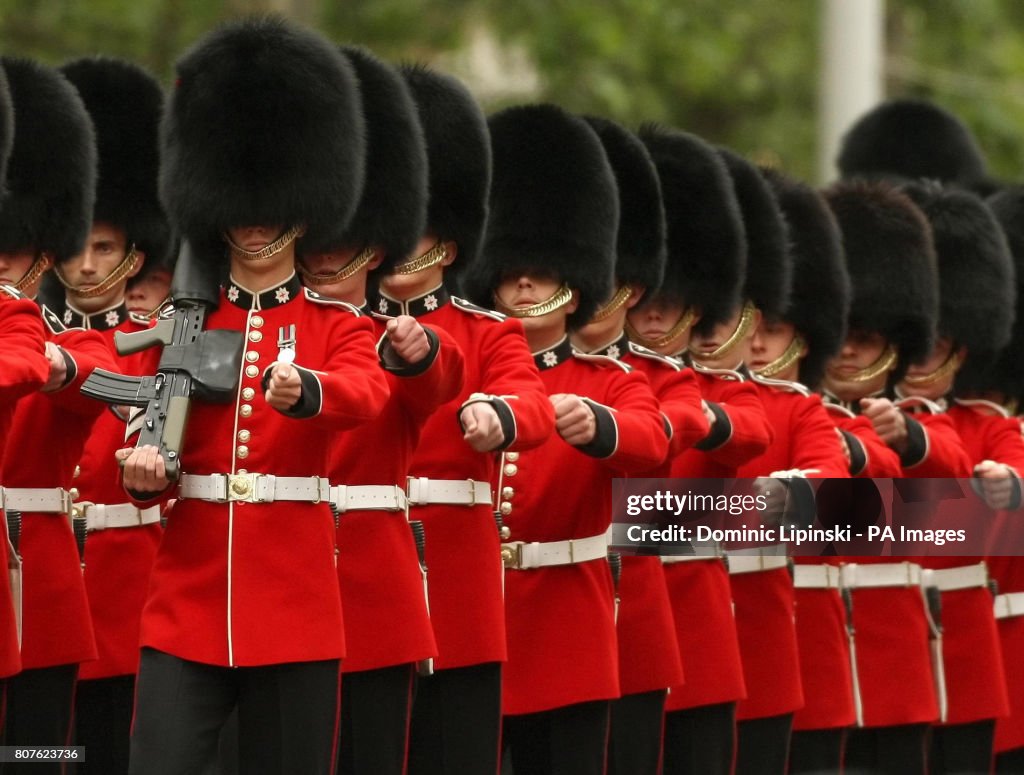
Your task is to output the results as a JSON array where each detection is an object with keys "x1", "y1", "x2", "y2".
[
  {"x1": 407, "y1": 477, "x2": 492, "y2": 507},
  {"x1": 995, "y1": 592, "x2": 1024, "y2": 620},
  {"x1": 0, "y1": 487, "x2": 72, "y2": 514},
  {"x1": 727, "y1": 555, "x2": 790, "y2": 575},
  {"x1": 840, "y1": 562, "x2": 923, "y2": 589},
  {"x1": 179, "y1": 473, "x2": 330, "y2": 504},
  {"x1": 793, "y1": 564, "x2": 841, "y2": 589},
  {"x1": 501, "y1": 532, "x2": 608, "y2": 570},
  {"x1": 924, "y1": 563, "x2": 989, "y2": 593},
  {"x1": 329, "y1": 485, "x2": 407, "y2": 513},
  {"x1": 76, "y1": 503, "x2": 162, "y2": 531}
]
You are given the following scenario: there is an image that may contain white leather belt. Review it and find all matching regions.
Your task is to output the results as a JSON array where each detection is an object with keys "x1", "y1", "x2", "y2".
[
  {"x1": 76, "y1": 503, "x2": 162, "y2": 531},
  {"x1": 179, "y1": 473, "x2": 330, "y2": 504},
  {"x1": 840, "y1": 562, "x2": 923, "y2": 589},
  {"x1": 407, "y1": 477, "x2": 491, "y2": 507},
  {"x1": 329, "y1": 485, "x2": 407, "y2": 513},
  {"x1": 794, "y1": 564, "x2": 841, "y2": 589},
  {"x1": 924, "y1": 563, "x2": 989, "y2": 592},
  {"x1": 501, "y1": 533, "x2": 608, "y2": 570},
  {"x1": 995, "y1": 592, "x2": 1024, "y2": 620},
  {"x1": 661, "y1": 554, "x2": 722, "y2": 564},
  {"x1": 727, "y1": 555, "x2": 790, "y2": 575},
  {"x1": 0, "y1": 487, "x2": 72, "y2": 514}
]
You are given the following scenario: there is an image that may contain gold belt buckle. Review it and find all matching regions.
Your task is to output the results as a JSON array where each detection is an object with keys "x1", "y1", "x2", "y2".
[
  {"x1": 500, "y1": 542, "x2": 523, "y2": 570},
  {"x1": 227, "y1": 473, "x2": 260, "y2": 502}
]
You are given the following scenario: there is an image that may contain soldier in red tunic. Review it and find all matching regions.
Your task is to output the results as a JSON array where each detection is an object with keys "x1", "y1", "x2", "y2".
[
  {"x1": 296, "y1": 49, "x2": 461, "y2": 775},
  {"x1": 820, "y1": 181, "x2": 943, "y2": 774},
  {"x1": 627, "y1": 126, "x2": 770, "y2": 775},
  {"x1": 463, "y1": 104, "x2": 667, "y2": 775},
  {"x1": 571, "y1": 117, "x2": 707, "y2": 775},
  {"x1": 45, "y1": 57, "x2": 173, "y2": 775},
  {"x1": 0, "y1": 57, "x2": 116, "y2": 769},
  {"x1": 117, "y1": 19, "x2": 386, "y2": 775},
  {"x1": 375, "y1": 68, "x2": 555, "y2": 775}
]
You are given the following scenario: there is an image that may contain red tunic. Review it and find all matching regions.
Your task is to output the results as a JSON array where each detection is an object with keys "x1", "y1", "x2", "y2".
[
  {"x1": 596, "y1": 336, "x2": 707, "y2": 697},
  {"x1": 66, "y1": 304, "x2": 163, "y2": 681},
  {"x1": 502, "y1": 338, "x2": 668, "y2": 715},
  {"x1": 0, "y1": 289, "x2": 50, "y2": 677},
  {"x1": 137, "y1": 277, "x2": 389, "y2": 667},
  {"x1": 1, "y1": 303, "x2": 116, "y2": 669},
  {"x1": 664, "y1": 364, "x2": 770, "y2": 712},
  {"x1": 894, "y1": 398, "x2": 972, "y2": 478},
  {"x1": 332, "y1": 316, "x2": 463, "y2": 674},
  {"x1": 732, "y1": 376, "x2": 849, "y2": 723},
  {"x1": 381, "y1": 286, "x2": 554, "y2": 670}
]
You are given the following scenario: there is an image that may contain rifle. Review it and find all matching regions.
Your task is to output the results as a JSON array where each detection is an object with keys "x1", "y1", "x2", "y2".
[{"x1": 80, "y1": 241, "x2": 244, "y2": 481}]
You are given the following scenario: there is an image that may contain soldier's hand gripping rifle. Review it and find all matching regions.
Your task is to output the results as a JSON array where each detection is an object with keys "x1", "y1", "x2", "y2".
[{"x1": 80, "y1": 241, "x2": 244, "y2": 482}]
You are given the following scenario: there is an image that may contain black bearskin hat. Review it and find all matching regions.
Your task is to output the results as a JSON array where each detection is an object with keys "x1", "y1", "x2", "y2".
[
  {"x1": 0, "y1": 68, "x2": 12, "y2": 200},
  {"x1": 299, "y1": 47, "x2": 427, "y2": 276},
  {"x1": 718, "y1": 148, "x2": 790, "y2": 320},
  {"x1": 469, "y1": 104, "x2": 618, "y2": 329},
  {"x1": 901, "y1": 181, "x2": 1014, "y2": 393},
  {"x1": 982, "y1": 186, "x2": 1024, "y2": 402},
  {"x1": 0, "y1": 58, "x2": 96, "y2": 262},
  {"x1": 638, "y1": 125, "x2": 746, "y2": 335},
  {"x1": 400, "y1": 64, "x2": 490, "y2": 281},
  {"x1": 837, "y1": 99, "x2": 988, "y2": 189},
  {"x1": 60, "y1": 57, "x2": 172, "y2": 268},
  {"x1": 761, "y1": 168, "x2": 850, "y2": 389},
  {"x1": 160, "y1": 17, "x2": 365, "y2": 255},
  {"x1": 823, "y1": 181, "x2": 938, "y2": 378},
  {"x1": 583, "y1": 116, "x2": 665, "y2": 301}
]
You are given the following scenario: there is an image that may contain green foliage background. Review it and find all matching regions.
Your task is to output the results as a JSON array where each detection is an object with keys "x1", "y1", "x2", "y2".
[{"x1": 1, "y1": 0, "x2": 1022, "y2": 184}]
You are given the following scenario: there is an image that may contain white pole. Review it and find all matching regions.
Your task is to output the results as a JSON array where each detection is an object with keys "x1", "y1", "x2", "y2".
[{"x1": 818, "y1": 0, "x2": 885, "y2": 184}]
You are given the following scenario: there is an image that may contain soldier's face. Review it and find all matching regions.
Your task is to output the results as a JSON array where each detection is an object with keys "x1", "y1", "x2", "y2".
[
  {"x1": 62, "y1": 222, "x2": 142, "y2": 312},
  {"x1": 689, "y1": 304, "x2": 761, "y2": 370},
  {"x1": 626, "y1": 293, "x2": 696, "y2": 357},
  {"x1": 749, "y1": 318, "x2": 805, "y2": 380},
  {"x1": 0, "y1": 250, "x2": 41, "y2": 290},
  {"x1": 825, "y1": 329, "x2": 891, "y2": 400},
  {"x1": 378, "y1": 234, "x2": 455, "y2": 301},
  {"x1": 126, "y1": 267, "x2": 172, "y2": 316},
  {"x1": 494, "y1": 270, "x2": 577, "y2": 348},
  {"x1": 226, "y1": 225, "x2": 285, "y2": 252},
  {"x1": 899, "y1": 335, "x2": 962, "y2": 400},
  {"x1": 298, "y1": 247, "x2": 383, "y2": 305}
]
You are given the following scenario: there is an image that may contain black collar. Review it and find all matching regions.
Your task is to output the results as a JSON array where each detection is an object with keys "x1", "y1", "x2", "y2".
[
  {"x1": 225, "y1": 273, "x2": 303, "y2": 311},
  {"x1": 590, "y1": 331, "x2": 630, "y2": 360},
  {"x1": 533, "y1": 336, "x2": 574, "y2": 371},
  {"x1": 61, "y1": 301, "x2": 129, "y2": 331},
  {"x1": 374, "y1": 283, "x2": 450, "y2": 318}
]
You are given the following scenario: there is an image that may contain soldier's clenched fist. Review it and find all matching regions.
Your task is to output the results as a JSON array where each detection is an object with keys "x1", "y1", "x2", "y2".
[
  {"x1": 386, "y1": 314, "x2": 430, "y2": 364},
  {"x1": 550, "y1": 393, "x2": 596, "y2": 446},
  {"x1": 266, "y1": 362, "x2": 302, "y2": 411}
]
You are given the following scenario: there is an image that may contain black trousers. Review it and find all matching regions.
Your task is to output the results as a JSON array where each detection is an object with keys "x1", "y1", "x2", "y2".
[
  {"x1": 408, "y1": 662, "x2": 502, "y2": 775},
  {"x1": 996, "y1": 746, "x2": 1024, "y2": 773},
  {"x1": 74, "y1": 675, "x2": 135, "y2": 775},
  {"x1": 1, "y1": 663, "x2": 77, "y2": 775},
  {"x1": 663, "y1": 701, "x2": 736, "y2": 775},
  {"x1": 929, "y1": 720, "x2": 996, "y2": 775},
  {"x1": 503, "y1": 700, "x2": 610, "y2": 775},
  {"x1": 789, "y1": 728, "x2": 845, "y2": 774},
  {"x1": 608, "y1": 689, "x2": 666, "y2": 775},
  {"x1": 338, "y1": 663, "x2": 415, "y2": 775},
  {"x1": 129, "y1": 647, "x2": 340, "y2": 775},
  {"x1": 846, "y1": 724, "x2": 929, "y2": 775},
  {"x1": 735, "y1": 714, "x2": 794, "y2": 775}
]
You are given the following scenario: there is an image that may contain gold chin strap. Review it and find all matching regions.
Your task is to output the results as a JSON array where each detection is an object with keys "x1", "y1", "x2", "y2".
[
  {"x1": 225, "y1": 225, "x2": 305, "y2": 262},
  {"x1": 624, "y1": 306, "x2": 697, "y2": 350},
  {"x1": 689, "y1": 300, "x2": 757, "y2": 361},
  {"x1": 756, "y1": 333, "x2": 806, "y2": 378},
  {"x1": 141, "y1": 297, "x2": 172, "y2": 320},
  {"x1": 902, "y1": 350, "x2": 961, "y2": 387},
  {"x1": 494, "y1": 284, "x2": 574, "y2": 318},
  {"x1": 828, "y1": 343, "x2": 899, "y2": 384},
  {"x1": 54, "y1": 245, "x2": 140, "y2": 299},
  {"x1": 589, "y1": 284, "x2": 633, "y2": 323},
  {"x1": 297, "y1": 246, "x2": 377, "y2": 286},
  {"x1": 12, "y1": 253, "x2": 52, "y2": 293},
  {"x1": 393, "y1": 241, "x2": 448, "y2": 275}
]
